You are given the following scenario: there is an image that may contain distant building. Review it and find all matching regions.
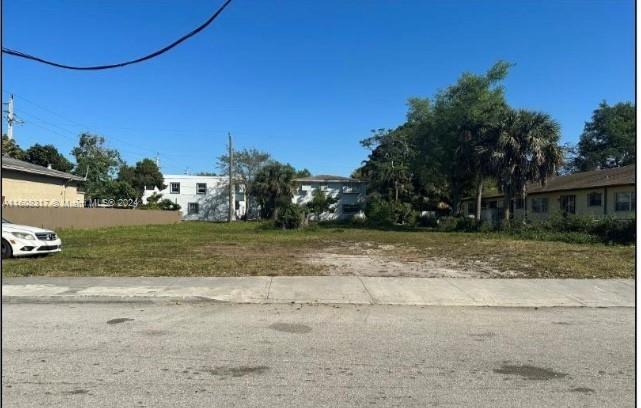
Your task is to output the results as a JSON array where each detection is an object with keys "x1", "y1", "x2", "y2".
[
  {"x1": 461, "y1": 165, "x2": 635, "y2": 224},
  {"x1": 293, "y1": 175, "x2": 367, "y2": 220},
  {"x1": 1, "y1": 156, "x2": 84, "y2": 207},
  {"x1": 142, "y1": 174, "x2": 245, "y2": 221}
]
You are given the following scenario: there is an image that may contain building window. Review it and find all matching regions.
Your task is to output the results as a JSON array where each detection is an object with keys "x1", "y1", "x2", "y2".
[
  {"x1": 467, "y1": 203, "x2": 476, "y2": 215},
  {"x1": 342, "y1": 204, "x2": 360, "y2": 214},
  {"x1": 145, "y1": 185, "x2": 155, "y2": 191},
  {"x1": 560, "y1": 195, "x2": 576, "y2": 215},
  {"x1": 170, "y1": 182, "x2": 180, "y2": 194},
  {"x1": 196, "y1": 183, "x2": 207, "y2": 195},
  {"x1": 531, "y1": 197, "x2": 548, "y2": 213},
  {"x1": 235, "y1": 200, "x2": 240, "y2": 210},
  {"x1": 587, "y1": 192, "x2": 602, "y2": 207},
  {"x1": 488, "y1": 201, "x2": 497, "y2": 209},
  {"x1": 187, "y1": 202, "x2": 199, "y2": 215},
  {"x1": 513, "y1": 198, "x2": 524, "y2": 210},
  {"x1": 615, "y1": 192, "x2": 635, "y2": 212}
]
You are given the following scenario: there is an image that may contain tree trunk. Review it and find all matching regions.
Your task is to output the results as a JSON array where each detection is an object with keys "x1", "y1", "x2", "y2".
[
  {"x1": 475, "y1": 180, "x2": 483, "y2": 221},
  {"x1": 394, "y1": 181, "x2": 399, "y2": 202},
  {"x1": 502, "y1": 186, "x2": 512, "y2": 225}
]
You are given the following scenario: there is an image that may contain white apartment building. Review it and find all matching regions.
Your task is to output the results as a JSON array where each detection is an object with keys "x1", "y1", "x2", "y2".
[
  {"x1": 292, "y1": 175, "x2": 367, "y2": 220},
  {"x1": 142, "y1": 175, "x2": 245, "y2": 221}
]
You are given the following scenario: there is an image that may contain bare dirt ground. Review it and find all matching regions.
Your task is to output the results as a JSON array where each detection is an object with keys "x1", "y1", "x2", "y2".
[{"x1": 304, "y1": 241, "x2": 518, "y2": 278}]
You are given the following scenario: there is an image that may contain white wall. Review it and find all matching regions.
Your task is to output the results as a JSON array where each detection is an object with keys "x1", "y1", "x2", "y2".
[
  {"x1": 293, "y1": 181, "x2": 366, "y2": 220},
  {"x1": 142, "y1": 175, "x2": 246, "y2": 221}
]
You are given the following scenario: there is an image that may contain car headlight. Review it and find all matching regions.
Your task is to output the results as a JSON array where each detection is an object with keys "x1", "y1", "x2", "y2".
[{"x1": 11, "y1": 232, "x2": 35, "y2": 240}]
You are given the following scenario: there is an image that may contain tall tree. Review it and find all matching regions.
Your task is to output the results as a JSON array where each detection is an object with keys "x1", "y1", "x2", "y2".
[
  {"x1": 71, "y1": 133, "x2": 122, "y2": 200},
  {"x1": 574, "y1": 101, "x2": 635, "y2": 171},
  {"x1": 358, "y1": 127, "x2": 415, "y2": 203},
  {"x1": 250, "y1": 162, "x2": 297, "y2": 220},
  {"x1": 431, "y1": 60, "x2": 512, "y2": 215},
  {"x1": 493, "y1": 109, "x2": 563, "y2": 222},
  {"x1": 2, "y1": 134, "x2": 25, "y2": 159},
  {"x1": 24, "y1": 144, "x2": 74, "y2": 172},
  {"x1": 117, "y1": 158, "x2": 165, "y2": 198},
  {"x1": 218, "y1": 148, "x2": 272, "y2": 218}
]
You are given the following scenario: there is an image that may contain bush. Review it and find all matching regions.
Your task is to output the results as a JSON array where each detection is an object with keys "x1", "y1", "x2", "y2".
[
  {"x1": 418, "y1": 213, "x2": 438, "y2": 228},
  {"x1": 502, "y1": 215, "x2": 635, "y2": 245},
  {"x1": 591, "y1": 217, "x2": 635, "y2": 244},
  {"x1": 274, "y1": 203, "x2": 305, "y2": 230},
  {"x1": 436, "y1": 216, "x2": 458, "y2": 232},
  {"x1": 365, "y1": 198, "x2": 419, "y2": 226},
  {"x1": 455, "y1": 216, "x2": 481, "y2": 232}
]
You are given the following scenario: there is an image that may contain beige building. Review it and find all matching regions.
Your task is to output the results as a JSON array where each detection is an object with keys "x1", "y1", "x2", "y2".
[
  {"x1": 462, "y1": 165, "x2": 635, "y2": 224},
  {"x1": 2, "y1": 156, "x2": 85, "y2": 207}
]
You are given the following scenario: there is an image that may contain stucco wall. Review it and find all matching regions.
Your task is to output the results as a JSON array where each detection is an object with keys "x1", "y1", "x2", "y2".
[
  {"x1": 526, "y1": 185, "x2": 635, "y2": 221},
  {"x1": 142, "y1": 175, "x2": 246, "y2": 221},
  {"x1": 462, "y1": 184, "x2": 636, "y2": 222},
  {"x1": 2, "y1": 170, "x2": 84, "y2": 207},
  {"x1": 293, "y1": 181, "x2": 366, "y2": 220},
  {"x1": 2, "y1": 207, "x2": 181, "y2": 230}
]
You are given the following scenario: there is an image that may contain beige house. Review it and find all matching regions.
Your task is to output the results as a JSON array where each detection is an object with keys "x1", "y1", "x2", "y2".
[
  {"x1": 2, "y1": 156, "x2": 85, "y2": 207},
  {"x1": 462, "y1": 165, "x2": 635, "y2": 224}
]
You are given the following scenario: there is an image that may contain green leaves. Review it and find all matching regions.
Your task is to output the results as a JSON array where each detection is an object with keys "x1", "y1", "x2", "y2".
[{"x1": 574, "y1": 101, "x2": 635, "y2": 171}]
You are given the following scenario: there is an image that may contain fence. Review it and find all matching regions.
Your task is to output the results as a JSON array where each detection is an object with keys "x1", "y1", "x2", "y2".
[{"x1": 2, "y1": 207, "x2": 181, "y2": 230}]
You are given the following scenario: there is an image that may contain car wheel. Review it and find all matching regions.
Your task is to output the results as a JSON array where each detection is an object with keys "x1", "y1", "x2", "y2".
[{"x1": 1, "y1": 239, "x2": 13, "y2": 259}]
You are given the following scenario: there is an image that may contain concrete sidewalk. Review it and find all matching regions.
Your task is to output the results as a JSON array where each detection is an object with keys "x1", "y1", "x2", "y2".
[{"x1": 1, "y1": 276, "x2": 634, "y2": 307}]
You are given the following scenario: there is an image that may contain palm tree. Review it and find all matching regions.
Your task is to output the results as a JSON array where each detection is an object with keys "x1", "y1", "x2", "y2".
[
  {"x1": 454, "y1": 123, "x2": 499, "y2": 221},
  {"x1": 251, "y1": 162, "x2": 296, "y2": 220},
  {"x1": 493, "y1": 109, "x2": 563, "y2": 223}
]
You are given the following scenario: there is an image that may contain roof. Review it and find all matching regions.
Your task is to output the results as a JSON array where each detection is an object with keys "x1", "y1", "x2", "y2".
[
  {"x1": 294, "y1": 175, "x2": 366, "y2": 183},
  {"x1": 2, "y1": 156, "x2": 84, "y2": 181},
  {"x1": 527, "y1": 164, "x2": 635, "y2": 194},
  {"x1": 464, "y1": 165, "x2": 635, "y2": 201}
]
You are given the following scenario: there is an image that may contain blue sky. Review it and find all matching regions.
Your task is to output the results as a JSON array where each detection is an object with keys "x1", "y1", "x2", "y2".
[{"x1": 2, "y1": 0, "x2": 634, "y2": 176}]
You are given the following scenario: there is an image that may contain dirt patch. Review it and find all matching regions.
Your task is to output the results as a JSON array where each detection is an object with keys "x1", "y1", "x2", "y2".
[
  {"x1": 493, "y1": 364, "x2": 568, "y2": 380},
  {"x1": 304, "y1": 241, "x2": 514, "y2": 278}
]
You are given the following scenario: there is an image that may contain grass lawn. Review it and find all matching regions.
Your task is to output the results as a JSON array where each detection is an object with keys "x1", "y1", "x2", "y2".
[{"x1": 1, "y1": 221, "x2": 634, "y2": 279}]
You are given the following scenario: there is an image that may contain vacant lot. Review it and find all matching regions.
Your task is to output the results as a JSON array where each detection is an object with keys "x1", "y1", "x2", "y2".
[{"x1": 2, "y1": 222, "x2": 634, "y2": 278}]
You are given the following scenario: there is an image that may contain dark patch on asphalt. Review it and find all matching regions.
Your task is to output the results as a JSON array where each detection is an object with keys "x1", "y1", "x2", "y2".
[
  {"x1": 493, "y1": 364, "x2": 568, "y2": 380},
  {"x1": 269, "y1": 323, "x2": 312, "y2": 334},
  {"x1": 570, "y1": 387, "x2": 595, "y2": 394},
  {"x1": 63, "y1": 389, "x2": 89, "y2": 395},
  {"x1": 202, "y1": 366, "x2": 269, "y2": 377},
  {"x1": 107, "y1": 318, "x2": 134, "y2": 325},
  {"x1": 141, "y1": 329, "x2": 168, "y2": 336},
  {"x1": 552, "y1": 321, "x2": 572, "y2": 325},
  {"x1": 469, "y1": 332, "x2": 495, "y2": 340}
]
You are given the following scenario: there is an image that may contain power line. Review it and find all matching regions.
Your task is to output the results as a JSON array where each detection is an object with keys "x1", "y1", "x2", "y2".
[{"x1": 2, "y1": 0, "x2": 233, "y2": 71}]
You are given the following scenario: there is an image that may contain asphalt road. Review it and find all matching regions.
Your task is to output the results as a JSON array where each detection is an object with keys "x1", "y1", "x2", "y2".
[{"x1": 2, "y1": 302, "x2": 634, "y2": 407}]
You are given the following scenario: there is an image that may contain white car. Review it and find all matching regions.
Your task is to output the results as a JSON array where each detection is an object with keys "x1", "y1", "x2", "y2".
[{"x1": 1, "y1": 218, "x2": 62, "y2": 258}]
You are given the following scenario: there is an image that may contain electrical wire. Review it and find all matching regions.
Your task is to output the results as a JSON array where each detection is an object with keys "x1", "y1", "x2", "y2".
[{"x1": 2, "y1": 0, "x2": 233, "y2": 70}]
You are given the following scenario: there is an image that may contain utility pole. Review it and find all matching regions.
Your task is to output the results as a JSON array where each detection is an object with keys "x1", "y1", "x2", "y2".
[
  {"x1": 228, "y1": 132, "x2": 234, "y2": 222},
  {"x1": 5, "y1": 94, "x2": 15, "y2": 140}
]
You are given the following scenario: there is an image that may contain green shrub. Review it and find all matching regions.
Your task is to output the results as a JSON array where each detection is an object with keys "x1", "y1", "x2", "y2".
[
  {"x1": 365, "y1": 198, "x2": 419, "y2": 226},
  {"x1": 364, "y1": 198, "x2": 395, "y2": 226},
  {"x1": 436, "y1": 216, "x2": 458, "y2": 232},
  {"x1": 274, "y1": 203, "x2": 305, "y2": 230},
  {"x1": 418, "y1": 214, "x2": 438, "y2": 228},
  {"x1": 455, "y1": 216, "x2": 481, "y2": 232},
  {"x1": 591, "y1": 217, "x2": 635, "y2": 244}
]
